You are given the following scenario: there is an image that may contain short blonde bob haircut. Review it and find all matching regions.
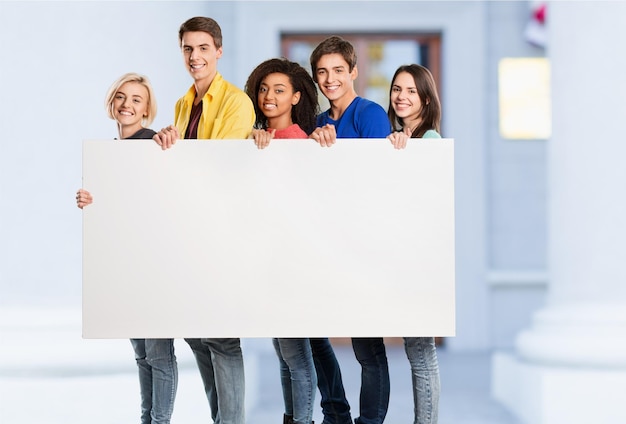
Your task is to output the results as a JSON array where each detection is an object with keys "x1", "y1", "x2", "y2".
[{"x1": 104, "y1": 72, "x2": 157, "y2": 127}]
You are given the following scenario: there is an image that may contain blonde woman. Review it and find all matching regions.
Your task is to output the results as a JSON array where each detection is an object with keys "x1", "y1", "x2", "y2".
[{"x1": 76, "y1": 73, "x2": 177, "y2": 424}]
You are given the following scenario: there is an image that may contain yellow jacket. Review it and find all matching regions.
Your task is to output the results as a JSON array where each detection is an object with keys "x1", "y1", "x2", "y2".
[{"x1": 174, "y1": 73, "x2": 255, "y2": 139}]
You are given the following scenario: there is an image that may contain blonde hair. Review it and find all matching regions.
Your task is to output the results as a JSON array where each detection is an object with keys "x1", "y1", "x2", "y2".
[{"x1": 104, "y1": 72, "x2": 157, "y2": 127}]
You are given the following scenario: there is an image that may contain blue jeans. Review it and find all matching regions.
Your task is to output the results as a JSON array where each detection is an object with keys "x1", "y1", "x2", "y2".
[
  {"x1": 310, "y1": 338, "x2": 390, "y2": 424},
  {"x1": 403, "y1": 337, "x2": 440, "y2": 424},
  {"x1": 130, "y1": 338, "x2": 178, "y2": 424},
  {"x1": 310, "y1": 338, "x2": 352, "y2": 424},
  {"x1": 351, "y1": 338, "x2": 389, "y2": 424},
  {"x1": 273, "y1": 338, "x2": 317, "y2": 424},
  {"x1": 184, "y1": 338, "x2": 245, "y2": 424}
]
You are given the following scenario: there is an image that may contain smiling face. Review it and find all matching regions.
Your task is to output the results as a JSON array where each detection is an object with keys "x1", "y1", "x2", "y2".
[
  {"x1": 314, "y1": 53, "x2": 357, "y2": 108},
  {"x1": 257, "y1": 72, "x2": 300, "y2": 129},
  {"x1": 181, "y1": 31, "x2": 222, "y2": 88},
  {"x1": 390, "y1": 71, "x2": 423, "y2": 129},
  {"x1": 111, "y1": 81, "x2": 149, "y2": 136}
]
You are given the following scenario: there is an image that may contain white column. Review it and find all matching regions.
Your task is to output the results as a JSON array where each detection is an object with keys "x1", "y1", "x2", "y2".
[{"x1": 492, "y1": 3, "x2": 626, "y2": 423}]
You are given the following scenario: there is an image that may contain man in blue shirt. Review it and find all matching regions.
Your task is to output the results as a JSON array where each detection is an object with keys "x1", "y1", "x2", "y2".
[
  {"x1": 309, "y1": 35, "x2": 390, "y2": 147},
  {"x1": 308, "y1": 35, "x2": 391, "y2": 424}
]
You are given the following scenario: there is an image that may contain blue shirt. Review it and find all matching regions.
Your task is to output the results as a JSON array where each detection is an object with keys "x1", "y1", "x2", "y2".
[{"x1": 316, "y1": 97, "x2": 390, "y2": 138}]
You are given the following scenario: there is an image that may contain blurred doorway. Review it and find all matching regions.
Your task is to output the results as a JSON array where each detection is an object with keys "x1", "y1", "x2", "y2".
[{"x1": 281, "y1": 32, "x2": 441, "y2": 114}]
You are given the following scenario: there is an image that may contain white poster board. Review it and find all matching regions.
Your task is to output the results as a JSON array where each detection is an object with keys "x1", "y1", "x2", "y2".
[{"x1": 82, "y1": 139, "x2": 455, "y2": 338}]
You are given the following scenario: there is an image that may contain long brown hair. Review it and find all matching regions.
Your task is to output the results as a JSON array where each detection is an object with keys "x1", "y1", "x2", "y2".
[{"x1": 387, "y1": 64, "x2": 441, "y2": 138}]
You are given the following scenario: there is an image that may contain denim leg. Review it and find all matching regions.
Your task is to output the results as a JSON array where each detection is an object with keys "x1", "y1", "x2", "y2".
[
  {"x1": 352, "y1": 338, "x2": 389, "y2": 424},
  {"x1": 276, "y1": 338, "x2": 317, "y2": 424},
  {"x1": 273, "y1": 338, "x2": 294, "y2": 417},
  {"x1": 145, "y1": 339, "x2": 178, "y2": 424},
  {"x1": 131, "y1": 339, "x2": 152, "y2": 424},
  {"x1": 310, "y1": 338, "x2": 352, "y2": 424},
  {"x1": 185, "y1": 338, "x2": 218, "y2": 422},
  {"x1": 202, "y1": 338, "x2": 245, "y2": 424},
  {"x1": 131, "y1": 339, "x2": 177, "y2": 424},
  {"x1": 403, "y1": 337, "x2": 440, "y2": 424}
]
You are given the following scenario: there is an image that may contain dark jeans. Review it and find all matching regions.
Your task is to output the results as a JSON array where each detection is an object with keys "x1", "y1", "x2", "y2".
[{"x1": 310, "y1": 338, "x2": 389, "y2": 424}]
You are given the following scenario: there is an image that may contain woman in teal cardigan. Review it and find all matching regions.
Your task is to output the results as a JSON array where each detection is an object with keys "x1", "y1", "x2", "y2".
[
  {"x1": 387, "y1": 64, "x2": 442, "y2": 149},
  {"x1": 387, "y1": 63, "x2": 442, "y2": 424}
]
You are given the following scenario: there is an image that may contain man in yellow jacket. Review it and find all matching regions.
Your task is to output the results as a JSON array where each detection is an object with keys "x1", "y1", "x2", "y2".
[
  {"x1": 154, "y1": 16, "x2": 255, "y2": 146},
  {"x1": 153, "y1": 16, "x2": 255, "y2": 424}
]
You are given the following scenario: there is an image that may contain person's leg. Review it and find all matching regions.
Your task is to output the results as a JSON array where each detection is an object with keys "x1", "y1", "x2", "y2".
[
  {"x1": 352, "y1": 338, "x2": 389, "y2": 424},
  {"x1": 185, "y1": 338, "x2": 218, "y2": 422},
  {"x1": 130, "y1": 339, "x2": 152, "y2": 424},
  {"x1": 273, "y1": 338, "x2": 294, "y2": 420},
  {"x1": 203, "y1": 338, "x2": 245, "y2": 424},
  {"x1": 145, "y1": 338, "x2": 178, "y2": 424},
  {"x1": 277, "y1": 338, "x2": 317, "y2": 424},
  {"x1": 403, "y1": 337, "x2": 440, "y2": 424},
  {"x1": 310, "y1": 338, "x2": 352, "y2": 424}
]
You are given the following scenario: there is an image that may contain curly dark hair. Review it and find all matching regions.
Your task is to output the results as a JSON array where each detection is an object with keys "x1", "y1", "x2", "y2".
[{"x1": 244, "y1": 58, "x2": 320, "y2": 135}]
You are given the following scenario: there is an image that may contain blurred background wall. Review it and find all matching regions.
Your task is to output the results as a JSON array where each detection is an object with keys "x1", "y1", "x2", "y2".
[{"x1": 0, "y1": 0, "x2": 547, "y2": 354}]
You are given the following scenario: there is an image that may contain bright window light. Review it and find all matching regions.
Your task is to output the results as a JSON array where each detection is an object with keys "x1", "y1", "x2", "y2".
[{"x1": 498, "y1": 58, "x2": 551, "y2": 139}]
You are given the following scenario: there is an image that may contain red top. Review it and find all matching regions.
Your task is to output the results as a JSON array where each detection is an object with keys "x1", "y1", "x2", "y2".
[{"x1": 268, "y1": 124, "x2": 307, "y2": 139}]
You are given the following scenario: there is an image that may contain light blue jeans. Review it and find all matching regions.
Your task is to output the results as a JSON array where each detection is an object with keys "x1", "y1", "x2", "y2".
[
  {"x1": 184, "y1": 338, "x2": 245, "y2": 424},
  {"x1": 130, "y1": 338, "x2": 178, "y2": 424},
  {"x1": 403, "y1": 337, "x2": 440, "y2": 424},
  {"x1": 273, "y1": 338, "x2": 317, "y2": 424}
]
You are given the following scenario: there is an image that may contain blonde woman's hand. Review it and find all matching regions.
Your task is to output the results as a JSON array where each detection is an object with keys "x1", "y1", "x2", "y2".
[
  {"x1": 76, "y1": 188, "x2": 93, "y2": 209},
  {"x1": 250, "y1": 128, "x2": 276, "y2": 149}
]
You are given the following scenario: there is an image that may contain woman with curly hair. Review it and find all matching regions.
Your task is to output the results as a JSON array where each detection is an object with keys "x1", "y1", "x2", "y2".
[
  {"x1": 245, "y1": 57, "x2": 319, "y2": 149},
  {"x1": 244, "y1": 57, "x2": 319, "y2": 424}
]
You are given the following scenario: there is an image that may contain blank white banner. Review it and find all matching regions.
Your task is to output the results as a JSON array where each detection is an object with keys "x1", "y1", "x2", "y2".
[{"x1": 82, "y1": 138, "x2": 455, "y2": 338}]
